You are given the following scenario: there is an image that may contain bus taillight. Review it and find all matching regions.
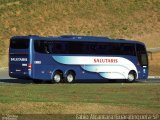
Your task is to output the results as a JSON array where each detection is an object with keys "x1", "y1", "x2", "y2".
[{"x1": 28, "y1": 64, "x2": 32, "y2": 70}]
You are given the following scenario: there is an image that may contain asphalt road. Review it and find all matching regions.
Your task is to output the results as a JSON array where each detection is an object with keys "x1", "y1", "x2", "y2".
[
  {"x1": 0, "y1": 68, "x2": 32, "y2": 84},
  {"x1": 0, "y1": 68, "x2": 160, "y2": 84}
]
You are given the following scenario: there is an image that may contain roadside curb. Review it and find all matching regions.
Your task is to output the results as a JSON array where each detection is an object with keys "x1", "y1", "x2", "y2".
[
  {"x1": 148, "y1": 76, "x2": 160, "y2": 79},
  {"x1": 0, "y1": 67, "x2": 8, "y2": 70}
]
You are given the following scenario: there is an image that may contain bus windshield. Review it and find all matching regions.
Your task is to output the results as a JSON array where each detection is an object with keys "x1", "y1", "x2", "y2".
[{"x1": 136, "y1": 44, "x2": 148, "y2": 66}]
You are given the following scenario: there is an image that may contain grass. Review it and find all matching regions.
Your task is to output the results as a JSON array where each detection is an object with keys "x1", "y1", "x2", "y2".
[
  {"x1": 0, "y1": 0, "x2": 160, "y2": 51},
  {"x1": 0, "y1": 83, "x2": 159, "y2": 114}
]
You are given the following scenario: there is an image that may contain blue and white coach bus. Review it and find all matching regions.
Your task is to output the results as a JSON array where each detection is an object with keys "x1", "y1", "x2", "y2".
[{"x1": 9, "y1": 35, "x2": 148, "y2": 83}]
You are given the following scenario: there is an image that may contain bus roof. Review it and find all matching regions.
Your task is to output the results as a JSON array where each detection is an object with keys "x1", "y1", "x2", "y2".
[{"x1": 11, "y1": 35, "x2": 145, "y2": 45}]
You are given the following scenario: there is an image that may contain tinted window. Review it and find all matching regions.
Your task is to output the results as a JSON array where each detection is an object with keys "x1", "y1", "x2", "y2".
[
  {"x1": 10, "y1": 39, "x2": 29, "y2": 49},
  {"x1": 67, "y1": 42, "x2": 84, "y2": 54},
  {"x1": 136, "y1": 44, "x2": 146, "y2": 52},
  {"x1": 34, "y1": 41, "x2": 68, "y2": 54},
  {"x1": 34, "y1": 40, "x2": 136, "y2": 56},
  {"x1": 95, "y1": 43, "x2": 135, "y2": 56},
  {"x1": 120, "y1": 43, "x2": 136, "y2": 56}
]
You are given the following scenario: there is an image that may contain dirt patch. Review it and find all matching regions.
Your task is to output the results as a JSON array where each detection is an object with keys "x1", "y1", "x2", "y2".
[
  {"x1": 0, "y1": 1, "x2": 21, "y2": 9},
  {"x1": 0, "y1": 102, "x2": 158, "y2": 114}
]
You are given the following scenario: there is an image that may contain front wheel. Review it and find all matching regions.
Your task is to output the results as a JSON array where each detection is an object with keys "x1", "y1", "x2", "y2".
[{"x1": 126, "y1": 71, "x2": 136, "y2": 83}]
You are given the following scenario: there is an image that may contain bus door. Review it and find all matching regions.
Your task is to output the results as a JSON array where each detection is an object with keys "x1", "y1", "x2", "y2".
[
  {"x1": 136, "y1": 44, "x2": 148, "y2": 79},
  {"x1": 9, "y1": 38, "x2": 31, "y2": 79}
]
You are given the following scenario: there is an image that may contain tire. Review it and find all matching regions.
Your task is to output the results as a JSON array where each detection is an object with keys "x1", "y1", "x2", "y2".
[
  {"x1": 33, "y1": 79, "x2": 43, "y2": 84},
  {"x1": 52, "y1": 71, "x2": 63, "y2": 83},
  {"x1": 65, "y1": 72, "x2": 75, "y2": 83},
  {"x1": 126, "y1": 71, "x2": 136, "y2": 83}
]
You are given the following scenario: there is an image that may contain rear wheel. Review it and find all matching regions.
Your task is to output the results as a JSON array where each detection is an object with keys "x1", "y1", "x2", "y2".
[
  {"x1": 126, "y1": 71, "x2": 136, "y2": 83},
  {"x1": 65, "y1": 72, "x2": 75, "y2": 83},
  {"x1": 52, "y1": 71, "x2": 63, "y2": 83}
]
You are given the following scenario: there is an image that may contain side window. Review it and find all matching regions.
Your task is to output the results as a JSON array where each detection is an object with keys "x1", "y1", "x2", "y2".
[
  {"x1": 120, "y1": 43, "x2": 136, "y2": 56},
  {"x1": 68, "y1": 42, "x2": 84, "y2": 54},
  {"x1": 137, "y1": 44, "x2": 146, "y2": 52},
  {"x1": 34, "y1": 41, "x2": 55, "y2": 54},
  {"x1": 34, "y1": 40, "x2": 70, "y2": 54},
  {"x1": 84, "y1": 43, "x2": 96, "y2": 54},
  {"x1": 107, "y1": 43, "x2": 121, "y2": 55},
  {"x1": 34, "y1": 40, "x2": 45, "y2": 53},
  {"x1": 53, "y1": 42, "x2": 65, "y2": 54},
  {"x1": 89, "y1": 42, "x2": 121, "y2": 55},
  {"x1": 96, "y1": 44, "x2": 107, "y2": 54}
]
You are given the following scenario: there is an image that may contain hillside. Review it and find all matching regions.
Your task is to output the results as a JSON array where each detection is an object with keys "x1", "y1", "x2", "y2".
[
  {"x1": 0, "y1": 0, "x2": 160, "y2": 75},
  {"x1": 0, "y1": 0, "x2": 160, "y2": 50}
]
